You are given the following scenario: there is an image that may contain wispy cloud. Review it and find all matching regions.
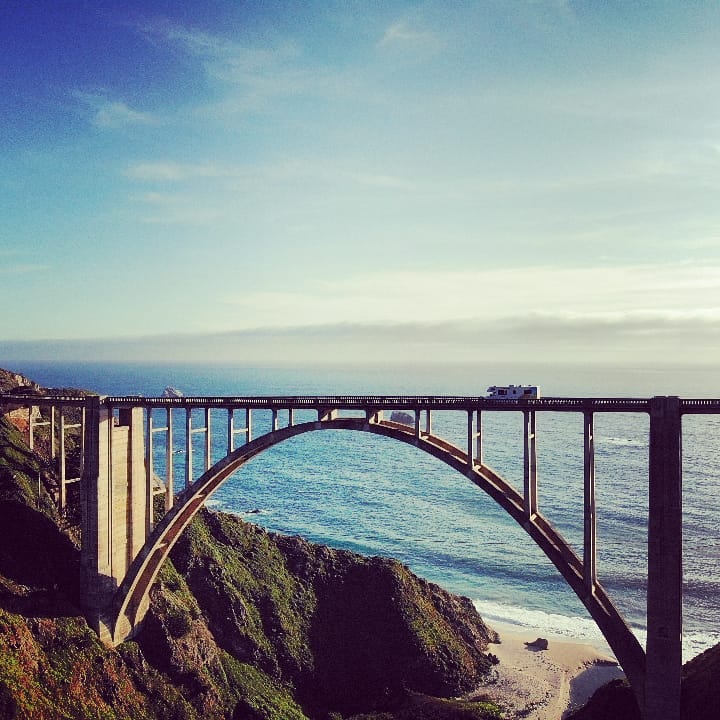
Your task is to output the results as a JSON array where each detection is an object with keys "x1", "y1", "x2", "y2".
[
  {"x1": 124, "y1": 157, "x2": 416, "y2": 192},
  {"x1": 130, "y1": 190, "x2": 225, "y2": 225},
  {"x1": 73, "y1": 91, "x2": 160, "y2": 129},
  {"x1": 379, "y1": 21, "x2": 441, "y2": 50},
  {"x1": 125, "y1": 161, "x2": 231, "y2": 182},
  {"x1": 0, "y1": 263, "x2": 48, "y2": 275}
]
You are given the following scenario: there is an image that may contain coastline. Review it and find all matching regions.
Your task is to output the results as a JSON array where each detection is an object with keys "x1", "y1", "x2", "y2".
[{"x1": 469, "y1": 622, "x2": 625, "y2": 719}]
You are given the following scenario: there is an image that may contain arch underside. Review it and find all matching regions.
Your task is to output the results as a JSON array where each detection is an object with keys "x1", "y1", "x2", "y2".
[{"x1": 112, "y1": 416, "x2": 646, "y2": 699}]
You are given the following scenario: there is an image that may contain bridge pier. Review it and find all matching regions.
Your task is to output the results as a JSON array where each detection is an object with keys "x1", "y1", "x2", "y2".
[
  {"x1": 523, "y1": 410, "x2": 538, "y2": 518},
  {"x1": 583, "y1": 411, "x2": 597, "y2": 591},
  {"x1": 645, "y1": 396, "x2": 683, "y2": 720},
  {"x1": 80, "y1": 397, "x2": 151, "y2": 643}
]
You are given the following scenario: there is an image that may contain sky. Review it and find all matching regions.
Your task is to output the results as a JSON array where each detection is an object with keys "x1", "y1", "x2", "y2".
[{"x1": 2, "y1": 0, "x2": 720, "y2": 366}]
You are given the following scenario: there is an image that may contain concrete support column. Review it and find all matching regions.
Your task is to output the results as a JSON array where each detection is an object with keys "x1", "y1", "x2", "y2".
[
  {"x1": 476, "y1": 410, "x2": 483, "y2": 466},
  {"x1": 414, "y1": 409, "x2": 421, "y2": 438},
  {"x1": 467, "y1": 411, "x2": 474, "y2": 468},
  {"x1": 246, "y1": 408, "x2": 252, "y2": 443},
  {"x1": 79, "y1": 407, "x2": 86, "y2": 478},
  {"x1": 645, "y1": 396, "x2": 683, "y2": 720},
  {"x1": 288, "y1": 408, "x2": 295, "y2": 427},
  {"x1": 271, "y1": 408, "x2": 279, "y2": 431},
  {"x1": 227, "y1": 409, "x2": 234, "y2": 453},
  {"x1": 80, "y1": 396, "x2": 115, "y2": 642},
  {"x1": 28, "y1": 405, "x2": 35, "y2": 450},
  {"x1": 59, "y1": 406, "x2": 66, "y2": 510},
  {"x1": 204, "y1": 408, "x2": 211, "y2": 471},
  {"x1": 165, "y1": 408, "x2": 174, "y2": 512},
  {"x1": 523, "y1": 410, "x2": 538, "y2": 518},
  {"x1": 51, "y1": 406, "x2": 56, "y2": 459},
  {"x1": 425, "y1": 410, "x2": 432, "y2": 435},
  {"x1": 145, "y1": 409, "x2": 154, "y2": 538},
  {"x1": 127, "y1": 407, "x2": 147, "y2": 559},
  {"x1": 185, "y1": 409, "x2": 193, "y2": 488},
  {"x1": 583, "y1": 411, "x2": 597, "y2": 591}
]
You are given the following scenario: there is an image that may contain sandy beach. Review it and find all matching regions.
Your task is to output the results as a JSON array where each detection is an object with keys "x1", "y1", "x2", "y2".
[{"x1": 466, "y1": 623, "x2": 625, "y2": 719}]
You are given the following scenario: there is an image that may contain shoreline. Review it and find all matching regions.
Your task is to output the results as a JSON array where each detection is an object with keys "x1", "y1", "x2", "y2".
[{"x1": 469, "y1": 622, "x2": 625, "y2": 719}]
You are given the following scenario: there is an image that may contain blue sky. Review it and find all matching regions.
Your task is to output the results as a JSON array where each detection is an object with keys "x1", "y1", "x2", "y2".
[{"x1": 2, "y1": 1, "x2": 720, "y2": 365}]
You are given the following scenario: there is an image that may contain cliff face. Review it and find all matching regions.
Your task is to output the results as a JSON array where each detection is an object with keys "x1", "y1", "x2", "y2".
[
  {"x1": 143, "y1": 510, "x2": 498, "y2": 718},
  {"x1": 0, "y1": 409, "x2": 500, "y2": 720}
]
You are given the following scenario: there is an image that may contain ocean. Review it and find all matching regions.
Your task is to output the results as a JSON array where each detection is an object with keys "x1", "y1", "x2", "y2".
[{"x1": 12, "y1": 360, "x2": 720, "y2": 662}]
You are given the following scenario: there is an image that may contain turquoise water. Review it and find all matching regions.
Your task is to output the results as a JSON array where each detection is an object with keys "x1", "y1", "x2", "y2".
[{"x1": 13, "y1": 360, "x2": 720, "y2": 661}]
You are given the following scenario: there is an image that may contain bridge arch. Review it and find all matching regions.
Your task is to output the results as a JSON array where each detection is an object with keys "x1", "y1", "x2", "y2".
[{"x1": 112, "y1": 415, "x2": 646, "y2": 704}]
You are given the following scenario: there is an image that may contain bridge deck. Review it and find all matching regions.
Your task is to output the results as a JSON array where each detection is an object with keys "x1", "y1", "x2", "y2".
[{"x1": 2, "y1": 393, "x2": 720, "y2": 414}]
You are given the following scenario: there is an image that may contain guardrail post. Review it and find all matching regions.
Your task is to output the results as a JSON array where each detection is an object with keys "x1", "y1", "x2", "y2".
[{"x1": 645, "y1": 396, "x2": 682, "y2": 720}]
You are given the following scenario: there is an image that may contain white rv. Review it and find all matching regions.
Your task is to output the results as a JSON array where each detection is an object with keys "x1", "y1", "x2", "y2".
[{"x1": 486, "y1": 385, "x2": 540, "y2": 400}]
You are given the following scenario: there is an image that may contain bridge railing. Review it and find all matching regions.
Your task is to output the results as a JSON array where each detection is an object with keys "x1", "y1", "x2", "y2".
[
  {"x1": 101, "y1": 395, "x2": 656, "y2": 413},
  {"x1": 3, "y1": 392, "x2": 720, "y2": 415}
]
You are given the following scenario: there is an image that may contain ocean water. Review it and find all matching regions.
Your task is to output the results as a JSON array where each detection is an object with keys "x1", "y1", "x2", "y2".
[{"x1": 12, "y1": 360, "x2": 720, "y2": 662}]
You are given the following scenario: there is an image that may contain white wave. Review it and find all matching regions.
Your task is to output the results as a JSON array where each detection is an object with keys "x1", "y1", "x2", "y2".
[
  {"x1": 474, "y1": 599, "x2": 718, "y2": 663},
  {"x1": 599, "y1": 437, "x2": 645, "y2": 448},
  {"x1": 473, "y1": 599, "x2": 618, "y2": 651}
]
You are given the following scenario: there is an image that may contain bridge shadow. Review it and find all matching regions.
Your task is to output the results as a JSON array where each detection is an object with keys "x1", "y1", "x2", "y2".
[{"x1": 0, "y1": 496, "x2": 81, "y2": 618}]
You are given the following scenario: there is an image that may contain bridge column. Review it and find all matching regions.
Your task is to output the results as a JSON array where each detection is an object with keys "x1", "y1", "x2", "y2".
[
  {"x1": 523, "y1": 410, "x2": 538, "y2": 518},
  {"x1": 146, "y1": 409, "x2": 154, "y2": 537},
  {"x1": 466, "y1": 411, "x2": 474, "y2": 468},
  {"x1": 50, "y1": 405, "x2": 56, "y2": 460},
  {"x1": 227, "y1": 408, "x2": 235, "y2": 453},
  {"x1": 28, "y1": 404, "x2": 35, "y2": 450},
  {"x1": 645, "y1": 396, "x2": 682, "y2": 720},
  {"x1": 58, "y1": 406, "x2": 66, "y2": 510},
  {"x1": 81, "y1": 400, "x2": 149, "y2": 643},
  {"x1": 185, "y1": 409, "x2": 193, "y2": 488},
  {"x1": 204, "y1": 408, "x2": 211, "y2": 471},
  {"x1": 583, "y1": 411, "x2": 597, "y2": 591},
  {"x1": 165, "y1": 408, "x2": 174, "y2": 513},
  {"x1": 476, "y1": 410, "x2": 483, "y2": 466},
  {"x1": 80, "y1": 397, "x2": 115, "y2": 642}
]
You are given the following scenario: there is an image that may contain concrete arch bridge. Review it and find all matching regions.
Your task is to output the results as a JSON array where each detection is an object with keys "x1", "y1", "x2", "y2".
[{"x1": 2, "y1": 392, "x2": 720, "y2": 720}]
